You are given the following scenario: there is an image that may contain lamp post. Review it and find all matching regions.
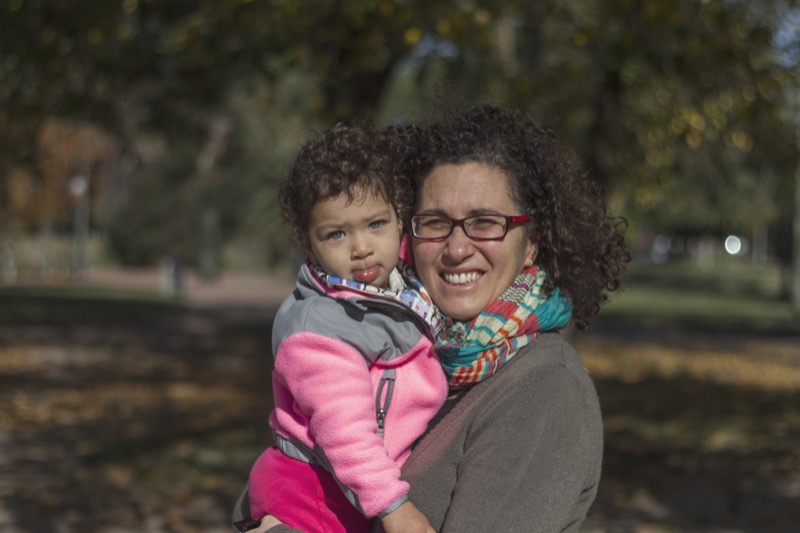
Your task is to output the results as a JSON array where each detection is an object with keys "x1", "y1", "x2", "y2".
[{"x1": 70, "y1": 175, "x2": 89, "y2": 280}]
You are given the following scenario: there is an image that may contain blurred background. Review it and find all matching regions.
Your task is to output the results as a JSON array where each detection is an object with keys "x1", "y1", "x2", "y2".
[{"x1": 1, "y1": 1, "x2": 799, "y2": 532}]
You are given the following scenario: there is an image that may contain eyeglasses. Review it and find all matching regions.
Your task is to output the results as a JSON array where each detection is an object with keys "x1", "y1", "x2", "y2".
[{"x1": 411, "y1": 214, "x2": 531, "y2": 241}]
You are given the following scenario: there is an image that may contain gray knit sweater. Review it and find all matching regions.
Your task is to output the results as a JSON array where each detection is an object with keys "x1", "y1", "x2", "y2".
[
  {"x1": 390, "y1": 332, "x2": 603, "y2": 532},
  {"x1": 233, "y1": 332, "x2": 602, "y2": 533}
]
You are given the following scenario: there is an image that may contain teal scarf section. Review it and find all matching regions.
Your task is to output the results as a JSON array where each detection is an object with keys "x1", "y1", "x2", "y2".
[{"x1": 435, "y1": 266, "x2": 572, "y2": 390}]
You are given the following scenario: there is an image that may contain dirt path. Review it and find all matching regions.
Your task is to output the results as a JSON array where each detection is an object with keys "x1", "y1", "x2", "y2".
[{"x1": 81, "y1": 266, "x2": 295, "y2": 308}]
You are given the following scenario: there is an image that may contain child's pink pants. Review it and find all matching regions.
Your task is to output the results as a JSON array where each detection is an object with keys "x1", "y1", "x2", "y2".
[{"x1": 248, "y1": 446, "x2": 371, "y2": 533}]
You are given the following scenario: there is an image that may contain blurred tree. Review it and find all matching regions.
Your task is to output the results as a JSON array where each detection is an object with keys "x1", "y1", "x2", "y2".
[
  {"x1": 1, "y1": 0, "x2": 798, "y2": 281},
  {"x1": 0, "y1": 0, "x2": 492, "y2": 265},
  {"x1": 105, "y1": 72, "x2": 320, "y2": 267},
  {"x1": 36, "y1": 120, "x2": 120, "y2": 229},
  {"x1": 381, "y1": 0, "x2": 799, "y2": 300},
  {"x1": 389, "y1": 0, "x2": 796, "y2": 236},
  {"x1": 503, "y1": 0, "x2": 798, "y2": 308}
]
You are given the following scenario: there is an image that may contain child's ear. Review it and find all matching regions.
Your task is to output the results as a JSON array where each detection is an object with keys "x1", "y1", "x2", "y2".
[{"x1": 303, "y1": 239, "x2": 317, "y2": 264}]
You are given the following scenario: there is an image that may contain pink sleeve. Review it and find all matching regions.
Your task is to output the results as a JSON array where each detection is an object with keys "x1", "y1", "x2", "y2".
[{"x1": 274, "y1": 332, "x2": 409, "y2": 517}]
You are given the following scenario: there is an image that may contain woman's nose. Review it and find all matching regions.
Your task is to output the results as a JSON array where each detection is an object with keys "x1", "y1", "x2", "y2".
[{"x1": 443, "y1": 225, "x2": 474, "y2": 261}]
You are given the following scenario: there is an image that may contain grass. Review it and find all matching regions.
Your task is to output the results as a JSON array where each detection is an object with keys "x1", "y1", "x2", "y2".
[
  {"x1": 569, "y1": 258, "x2": 800, "y2": 531},
  {"x1": 0, "y1": 283, "x2": 185, "y2": 325},
  {"x1": 594, "y1": 258, "x2": 800, "y2": 336}
]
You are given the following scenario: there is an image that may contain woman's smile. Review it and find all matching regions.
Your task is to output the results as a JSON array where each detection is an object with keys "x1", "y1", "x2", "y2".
[{"x1": 441, "y1": 271, "x2": 482, "y2": 286}]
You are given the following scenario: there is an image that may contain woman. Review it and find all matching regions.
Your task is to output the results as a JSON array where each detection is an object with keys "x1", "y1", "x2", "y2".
[{"x1": 234, "y1": 105, "x2": 629, "y2": 532}]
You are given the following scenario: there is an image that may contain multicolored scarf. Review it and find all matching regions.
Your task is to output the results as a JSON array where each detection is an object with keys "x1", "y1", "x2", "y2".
[
  {"x1": 310, "y1": 262, "x2": 442, "y2": 335},
  {"x1": 436, "y1": 266, "x2": 573, "y2": 390}
]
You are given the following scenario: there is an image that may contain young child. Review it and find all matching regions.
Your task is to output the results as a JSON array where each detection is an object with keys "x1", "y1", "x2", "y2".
[{"x1": 247, "y1": 123, "x2": 446, "y2": 533}]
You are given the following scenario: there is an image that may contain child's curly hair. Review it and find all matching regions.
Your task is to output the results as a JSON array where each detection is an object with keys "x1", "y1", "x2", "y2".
[
  {"x1": 279, "y1": 122, "x2": 414, "y2": 247},
  {"x1": 411, "y1": 105, "x2": 630, "y2": 329}
]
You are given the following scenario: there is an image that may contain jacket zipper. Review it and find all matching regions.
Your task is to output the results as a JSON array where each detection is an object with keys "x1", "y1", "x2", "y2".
[{"x1": 375, "y1": 368, "x2": 396, "y2": 438}]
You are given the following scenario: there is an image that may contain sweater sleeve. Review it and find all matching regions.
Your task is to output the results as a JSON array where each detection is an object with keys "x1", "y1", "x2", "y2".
[
  {"x1": 274, "y1": 332, "x2": 409, "y2": 518},
  {"x1": 439, "y1": 364, "x2": 601, "y2": 532}
]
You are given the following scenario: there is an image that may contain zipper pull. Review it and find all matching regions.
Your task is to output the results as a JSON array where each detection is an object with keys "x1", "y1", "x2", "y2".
[{"x1": 376, "y1": 408, "x2": 387, "y2": 437}]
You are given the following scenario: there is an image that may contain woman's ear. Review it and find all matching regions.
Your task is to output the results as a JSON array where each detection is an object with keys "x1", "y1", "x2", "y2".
[{"x1": 524, "y1": 236, "x2": 538, "y2": 266}]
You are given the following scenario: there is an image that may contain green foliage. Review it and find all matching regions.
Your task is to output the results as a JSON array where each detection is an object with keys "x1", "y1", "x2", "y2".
[
  {"x1": 105, "y1": 144, "x2": 198, "y2": 266},
  {"x1": 2, "y1": 0, "x2": 799, "y2": 271},
  {"x1": 104, "y1": 73, "x2": 319, "y2": 268},
  {"x1": 222, "y1": 73, "x2": 322, "y2": 270},
  {"x1": 394, "y1": 0, "x2": 797, "y2": 238},
  {"x1": 376, "y1": 0, "x2": 800, "y2": 249}
]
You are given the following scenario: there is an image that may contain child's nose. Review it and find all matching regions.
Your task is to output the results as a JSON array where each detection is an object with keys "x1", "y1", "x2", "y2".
[{"x1": 351, "y1": 235, "x2": 373, "y2": 258}]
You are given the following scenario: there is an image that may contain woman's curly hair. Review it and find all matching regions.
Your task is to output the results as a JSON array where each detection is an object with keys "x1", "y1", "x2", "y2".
[
  {"x1": 279, "y1": 122, "x2": 414, "y2": 247},
  {"x1": 410, "y1": 105, "x2": 630, "y2": 329}
]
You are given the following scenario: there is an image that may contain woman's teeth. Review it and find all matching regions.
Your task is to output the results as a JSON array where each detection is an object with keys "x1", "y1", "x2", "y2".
[{"x1": 443, "y1": 272, "x2": 481, "y2": 285}]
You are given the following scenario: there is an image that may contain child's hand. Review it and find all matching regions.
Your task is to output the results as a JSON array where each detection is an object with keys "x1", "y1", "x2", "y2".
[
  {"x1": 246, "y1": 515, "x2": 284, "y2": 532},
  {"x1": 380, "y1": 501, "x2": 435, "y2": 533}
]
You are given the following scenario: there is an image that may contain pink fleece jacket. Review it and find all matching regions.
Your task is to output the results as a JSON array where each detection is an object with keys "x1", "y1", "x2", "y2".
[{"x1": 266, "y1": 264, "x2": 447, "y2": 518}]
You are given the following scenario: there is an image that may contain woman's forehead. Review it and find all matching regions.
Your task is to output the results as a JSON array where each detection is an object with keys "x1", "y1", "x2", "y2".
[{"x1": 418, "y1": 163, "x2": 516, "y2": 212}]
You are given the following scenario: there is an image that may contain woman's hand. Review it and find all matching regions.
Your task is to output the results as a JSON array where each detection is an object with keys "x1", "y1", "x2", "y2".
[{"x1": 380, "y1": 501, "x2": 435, "y2": 533}]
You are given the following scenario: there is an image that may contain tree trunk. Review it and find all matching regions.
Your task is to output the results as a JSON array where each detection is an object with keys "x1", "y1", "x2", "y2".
[{"x1": 793, "y1": 161, "x2": 800, "y2": 317}]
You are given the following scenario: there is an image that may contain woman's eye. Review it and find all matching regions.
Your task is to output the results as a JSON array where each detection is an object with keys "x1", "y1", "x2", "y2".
[
  {"x1": 423, "y1": 217, "x2": 448, "y2": 229},
  {"x1": 470, "y1": 217, "x2": 502, "y2": 230}
]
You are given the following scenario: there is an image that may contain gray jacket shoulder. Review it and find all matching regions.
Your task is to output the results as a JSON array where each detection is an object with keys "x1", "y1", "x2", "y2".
[{"x1": 271, "y1": 284, "x2": 428, "y2": 365}]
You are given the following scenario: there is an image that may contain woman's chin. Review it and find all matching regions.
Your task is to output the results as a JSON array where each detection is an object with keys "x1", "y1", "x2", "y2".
[
  {"x1": 432, "y1": 282, "x2": 488, "y2": 321},
  {"x1": 438, "y1": 299, "x2": 484, "y2": 322}
]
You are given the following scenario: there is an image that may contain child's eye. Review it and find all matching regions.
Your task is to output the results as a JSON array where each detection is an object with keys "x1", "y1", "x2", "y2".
[
  {"x1": 326, "y1": 230, "x2": 345, "y2": 240},
  {"x1": 369, "y1": 220, "x2": 387, "y2": 230}
]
